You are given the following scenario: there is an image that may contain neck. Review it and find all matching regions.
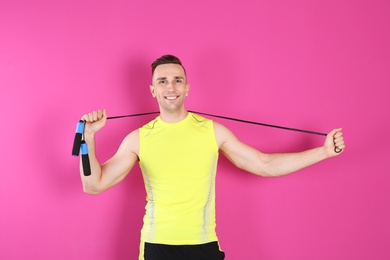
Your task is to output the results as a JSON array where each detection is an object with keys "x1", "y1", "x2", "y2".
[{"x1": 159, "y1": 107, "x2": 188, "y2": 123}]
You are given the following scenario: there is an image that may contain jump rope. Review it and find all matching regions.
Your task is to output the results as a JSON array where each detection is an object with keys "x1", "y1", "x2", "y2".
[{"x1": 72, "y1": 110, "x2": 342, "y2": 176}]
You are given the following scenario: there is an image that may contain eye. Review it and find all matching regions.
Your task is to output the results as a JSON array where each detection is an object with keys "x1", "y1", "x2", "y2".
[
  {"x1": 175, "y1": 79, "x2": 182, "y2": 83},
  {"x1": 159, "y1": 80, "x2": 166, "y2": 84}
]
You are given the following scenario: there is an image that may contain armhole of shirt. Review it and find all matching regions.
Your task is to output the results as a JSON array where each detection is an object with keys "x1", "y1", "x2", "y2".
[{"x1": 210, "y1": 120, "x2": 220, "y2": 152}]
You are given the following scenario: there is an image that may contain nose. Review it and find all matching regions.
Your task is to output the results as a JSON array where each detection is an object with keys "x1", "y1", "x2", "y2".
[{"x1": 166, "y1": 81, "x2": 176, "y2": 91}]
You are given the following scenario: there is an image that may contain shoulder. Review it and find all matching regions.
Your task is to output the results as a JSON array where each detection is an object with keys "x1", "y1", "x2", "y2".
[
  {"x1": 190, "y1": 112, "x2": 208, "y2": 122},
  {"x1": 213, "y1": 120, "x2": 234, "y2": 136},
  {"x1": 140, "y1": 117, "x2": 159, "y2": 130},
  {"x1": 125, "y1": 129, "x2": 139, "y2": 140},
  {"x1": 119, "y1": 129, "x2": 140, "y2": 156},
  {"x1": 213, "y1": 121, "x2": 239, "y2": 148}
]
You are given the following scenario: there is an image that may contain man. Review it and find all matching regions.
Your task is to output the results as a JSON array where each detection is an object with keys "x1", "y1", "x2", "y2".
[{"x1": 79, "y1": 55, "x2": 345, "y2": 259}]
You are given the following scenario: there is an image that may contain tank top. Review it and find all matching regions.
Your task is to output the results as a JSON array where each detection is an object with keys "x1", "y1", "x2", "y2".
[{"x1": 138, "y1": 112, "x2": 219, "y2": 245}]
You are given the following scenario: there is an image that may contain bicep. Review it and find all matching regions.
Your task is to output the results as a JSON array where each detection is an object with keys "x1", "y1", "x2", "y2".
[
  {"x1": 100, "y1": 130, "x2": 139, "y2": 189},
  {"x1": 214, "y1": 122, "x2": 270, "y2": 175}
]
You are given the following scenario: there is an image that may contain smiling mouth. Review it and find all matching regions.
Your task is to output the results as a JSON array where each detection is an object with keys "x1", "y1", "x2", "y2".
[{"x1": 165, "y1": 95, "x2": 179, "y2": 100}]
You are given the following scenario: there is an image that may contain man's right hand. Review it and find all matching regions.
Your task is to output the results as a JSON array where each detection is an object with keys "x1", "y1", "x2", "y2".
[{"x1": 81, "y1": 109, "x2": 107, "y2": 136}]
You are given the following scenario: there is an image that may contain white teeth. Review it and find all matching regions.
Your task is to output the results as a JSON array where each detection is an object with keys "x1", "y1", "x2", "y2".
[{"x1": 166, "y1": 96, "x2": 178, "y2": 100}]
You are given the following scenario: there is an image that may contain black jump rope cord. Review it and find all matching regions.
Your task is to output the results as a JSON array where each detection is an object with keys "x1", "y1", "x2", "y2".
[
  {"x1": 108, "y1": 110, "x2": 327, "y2": 136},
  {"x1": 74, "y1": 110, "x2": 342, "y2": 176}
]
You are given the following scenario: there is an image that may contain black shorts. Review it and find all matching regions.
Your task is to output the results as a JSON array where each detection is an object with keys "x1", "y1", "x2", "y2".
[{"x1": 140, "y1": 241, "x2": 225, "y2": 260}]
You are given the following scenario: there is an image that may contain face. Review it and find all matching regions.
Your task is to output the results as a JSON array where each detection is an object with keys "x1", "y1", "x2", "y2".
[{"x1": 150, "y1": 63, "x2": 190, "y2": 113}]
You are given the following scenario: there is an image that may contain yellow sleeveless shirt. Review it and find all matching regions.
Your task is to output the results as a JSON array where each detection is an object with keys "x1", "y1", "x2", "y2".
[{"x1": 138, "y1": 112, "x2": 219, "y2": 245}]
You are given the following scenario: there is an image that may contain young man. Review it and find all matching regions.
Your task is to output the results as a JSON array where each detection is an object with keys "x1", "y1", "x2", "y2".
[{"x1": 79, "y1": 55, "x2": 345, "y2": 259}]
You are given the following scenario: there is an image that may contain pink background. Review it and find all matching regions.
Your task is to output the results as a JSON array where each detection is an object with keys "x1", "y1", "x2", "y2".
[{"x1": 1, "y1": 0, "x2": 389, "y2": 259}]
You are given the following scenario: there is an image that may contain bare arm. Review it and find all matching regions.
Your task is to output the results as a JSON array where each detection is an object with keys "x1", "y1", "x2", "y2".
[
  {"x1": 80, "y1": 110, "x2": 139, "y2": 194},
  {"x1": 214, "y1": 121, "x2": 345, "y2": 177}
]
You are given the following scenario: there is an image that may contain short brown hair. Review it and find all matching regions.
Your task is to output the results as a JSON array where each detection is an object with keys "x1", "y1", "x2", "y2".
[{"x1": 151, "y1": 54, "x2": 186, "y2": 76}]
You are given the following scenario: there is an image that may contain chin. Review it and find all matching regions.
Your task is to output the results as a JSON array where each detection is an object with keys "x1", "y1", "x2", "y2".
[{"x1": 161, "y1": 104, "x2": 183, "y2": 113}]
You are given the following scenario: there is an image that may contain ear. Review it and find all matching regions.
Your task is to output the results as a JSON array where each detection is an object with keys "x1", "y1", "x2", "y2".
[
  {"x1": 185, "y1": 83, "x2": 190, "y2": 96},
  {"x1": 150, "y1": 85, "x2": 156, "y2": 98}
]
